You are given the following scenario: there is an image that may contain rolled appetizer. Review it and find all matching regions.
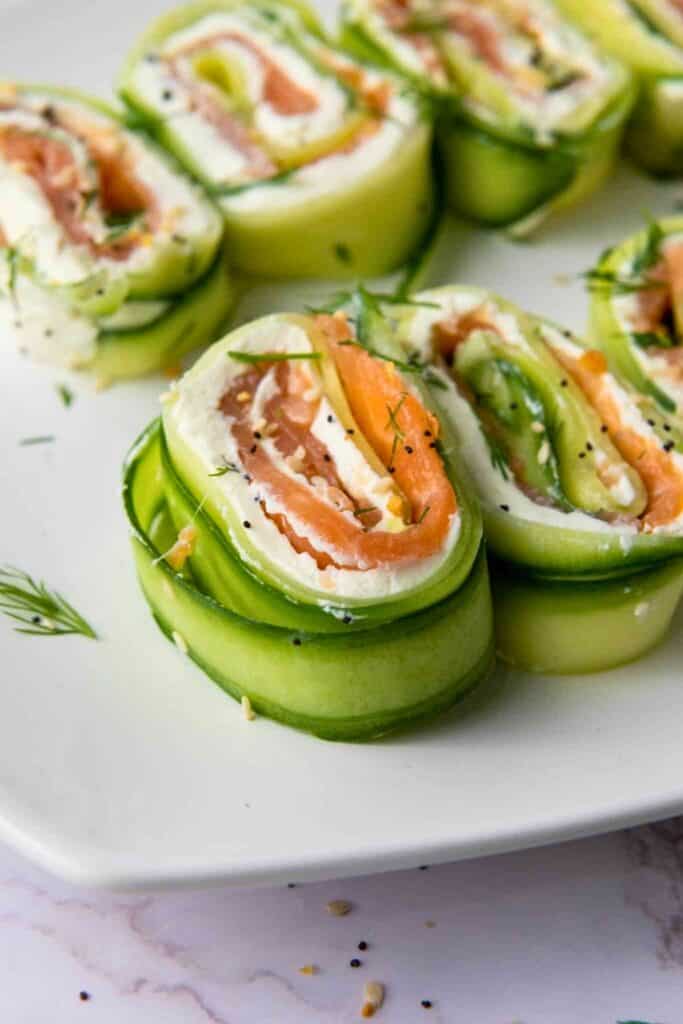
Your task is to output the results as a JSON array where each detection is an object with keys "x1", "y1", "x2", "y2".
[
  {"x1": 123, "y1": 305, "x2": 493, "y2": 739},
  {"x1": 341, "y1": 0, "x2": 633, "y2": 234},
  {"x1": 555, "y1": 0, "x2": 683, "y2": 175},
  {"x1": 386, "y1": 286, "x2": 683, "y2": 674},
  {"x1": 589, "y1": 218, "x2": 683, "y2": 428},
  {"x1": 0, "y1": 84, "x2": 232, "y2": 382},
  {"x1": 119, "y1": 0, "x2": 435, "y2": 279}
]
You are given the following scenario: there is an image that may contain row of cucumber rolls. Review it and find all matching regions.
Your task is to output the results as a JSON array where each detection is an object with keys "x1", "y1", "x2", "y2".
[
  {"x1": 7, "y1": 0, "x2": 683, "y2": 380},
  {"x1": 124, "y1": 217, "x2": 683, "y2": 738}
]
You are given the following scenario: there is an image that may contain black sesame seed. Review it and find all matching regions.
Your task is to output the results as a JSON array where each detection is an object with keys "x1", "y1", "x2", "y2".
[
  {"x1": 350, "y1": 958, "x2": 362, "y2": 968},
  {"x1": 44, "y1": 328, "x2": 53, "y2": 338},
  {"x1": 323, "y1": 454, "x2": 331, "y2": 462},
  {"x1": 162, "y1": 88, "x2": 174, "y2": 101},
  {"x1": 663, "y1": 441, "x2": 675, "y2": 452},
  {"x1": 586, "y1": 442, "x2": 593, "y2": 452},
  {"x1": 601, "y1": 425, "x2": 608, "y2": 433},
  {"x1": 327, "y1": 414, "x2": 334, "y2": 423},
  {"x1": 253, "y1": 431, "x2": 262, "y2": 439},
  {"x1": 510, "y1": 402, "x2": 518, "y2": 410},
  {"x1": 404, "y1": 445, "x2": 414, "y2": 454},
  {"x1": 424, "y1": 429, "x2": 432, "y2": 437},
  {"x1": 664, "y1": 424, "x2": 672, "y2": 432},
  {"x1": 560, "y1": 379, "x2": 568, "y2": 387},
  {"x1": 287, "y1": 883, "x2": 296, "y2": 888},
  {"x1": 358, "y1": 941, "x2": 368, "y2": 951},
  {"x1": 32, "y1": 615, "x2": 41, "y2": 624},
  {"x1": 293, "y1": 637, "x2": 302, "y2": 646},
  {"x1": 343, "y1": 614, "x2": 353, "y2": 624},
  {"x1": 243, "y1": 520, "x2": 251, "y2": 529},
  {"x1": 647, "y1": 419, "x2": 655, "y2": 427},
  {"x1": 500, "y1": 504, "x2": 510, "y2": 512},
  {"x1": 579, "y1": 452, "x2": 586, "y2": 459},
  {"x1": 421, "y1": 1000, "x2": 433, "y2": 1009},
  {"x1": 562, "y1": 329, "x2": 572, "y2": 339},
  {"x1": 79, "y1": 992, "x2": 90, "y2": 1002},
  {"x1": 347, "y1": 428, "x2": 355, "y2": 435},
  {"x1": 429, "y1": 441, "x2": 437, "y2": 449},
  {"x1": 43, "y1": 105, "x2": 57, "y2": 124},
  {"x1": 388, "y1": 466, "x2": 396, "y2": 474},
  {"x1": 250, "y1": 444, "x2": 257, "y2": 454},
  {"x1": 419, "y1": 865, "x2": 429, "y2": 870}
]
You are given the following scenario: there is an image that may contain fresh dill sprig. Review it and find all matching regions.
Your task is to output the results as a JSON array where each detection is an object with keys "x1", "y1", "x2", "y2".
[
  {"x1": 484, "y1": 433, "x2": 510, "y2": 480},
  {"x1": 416, "y1": 504, "x2": 431, "y2": 525},
  {"x1": 19, "y1": 435, "x2": 55, "y2": 446},
  {"x1": 227, "y1": 350, "x2": 321, "y2": 363},
  {"x1": 209, "y1": 460, "x2": 240, "y2": 477},
  {"x1": 0, "y1": 566, "x2": 97, "y2": 638},
  {"x1": 632, "y1": 220, "x2": 664, "y2": 275},
  {"x1": 56, "y1": 384, "x2": 74, "y2": 408},
  {"x1": 632, "y1": 330, "x2": 674, "y2": 349},
  {"x1": 581, "y1": 268, "x2": 665, "y2": 295}
]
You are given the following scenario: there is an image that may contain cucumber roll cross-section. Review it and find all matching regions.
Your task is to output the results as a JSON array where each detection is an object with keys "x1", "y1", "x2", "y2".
[
  {"x1": 555, "y1": 0, "x2": 683, "y2": 175},
  {"x1": 389, "y1": 286, "x2": 683, "y2": 674},
  {"x1": 122, "y1": 307, "x2": 493, "y2": 740},
  {"x1": 0, "y1": 84, "x2": 232, "y2": 381},
  {"x1": 120, "y1": 0, "x2": 435, "y2": 279},
  {"x1": 341, "y1": 0, "x2": 634, "y2": 234}
]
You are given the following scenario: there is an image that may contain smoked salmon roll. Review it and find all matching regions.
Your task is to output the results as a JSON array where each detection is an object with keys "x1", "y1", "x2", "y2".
[
  {"x1": 119, "y1": 0, "x2": 434, "y2": 279},
  {"x1": 555, "y1": 0, "x2": 683, "y2": 175},
  {"x1": 0, "y1": 84, "x2": 232, "y2": 382},
  {"x1": 341, "y1": 0, "x2": 633, "y2": 234},
  {"x1": 123, "y1": 304, "x2": 493, "y2": 739},
  {"x1": 589, "y1": 218, "x2": 683, "y2": 429},
  {"x1": 389, "y1": 286, "x2": 683, "y2": 674}
]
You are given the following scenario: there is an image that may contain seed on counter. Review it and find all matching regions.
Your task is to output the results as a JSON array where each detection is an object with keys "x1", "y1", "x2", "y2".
[
  {"x1": 79, "y1": 991, "x2": 90, "y2": 1002},
  {"x1": 326, "y1": 899, "x2": 352, "y2": 916},
  {"x1": 350, "y1": 958, "x2": 362, "y2": 968},
  {"x1": 421, "y1": 999, "x2": 433, "y2": 1009},
  {"x1": 298, "y1": 964, "x2": 318, "y2": 976},
  {"x1": 424, "y1": 921, "x2": 436, "y2": 928},
  {"x1": 361, "y1": 981, "x2": 385, "y2": 1018},
  {"x1": 241, "y1": 695, "x2": 255, "y2": 721},
  {"x1": 358, "y1": 941, "x2": 368, "y2": 951}
]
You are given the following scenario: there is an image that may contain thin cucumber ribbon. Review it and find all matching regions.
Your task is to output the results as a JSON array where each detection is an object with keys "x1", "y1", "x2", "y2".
[
  {"x1": 0, "y1": 84, "x2": 232, "y2": 379},
  {"x1": 589, "y1": 217, "x2": 683, "y2": 430},
  {"x1": 119, "y1": 0, "x2": 435, "y2": 279},
  {"x1": 386, "y1": 285, "x2": 683, "y2": 672},
  {"x1": 340, "y1": 0, "x2": 634, "y2": 234},
  {"x1": 122, "y1": 307, "x2": 493, "y2": 738},
  {"x1": 555, "y1": 0, "x2": 683, "y2": 175}
]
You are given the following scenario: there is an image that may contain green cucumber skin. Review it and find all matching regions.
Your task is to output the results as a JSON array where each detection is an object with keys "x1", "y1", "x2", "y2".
[
  {"x1": 124, "y1": 422, "x2": 495, "y2": 741},
  {"x1": 493, "y1": 557, "x2": 683, "y2": 675},
  {"x1": 218, "y1": 123, "x2": 435, "y2": 280},
  {"x1": 553, "y1": 0, "x2": 683, "y2": 175},
  {"x1": 90, "y1": 252, "x2": 235, "y2": 382}
]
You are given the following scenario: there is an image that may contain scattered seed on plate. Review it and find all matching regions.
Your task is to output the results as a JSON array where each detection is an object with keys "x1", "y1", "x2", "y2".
[
  {"x1": 298, "y1": 964, "x2": 318, "y2": 976},
  {"x1": 326, "y1": 899, "x2": 352, "y2": 916},
  {"x1": 361, "y1": 981, "x2": 384, "y2": 1018}
]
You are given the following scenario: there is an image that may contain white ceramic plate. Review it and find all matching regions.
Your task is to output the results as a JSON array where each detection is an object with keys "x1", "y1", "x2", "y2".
[{"x1": 2, "y1": 0, "x2": 683, "y2": 890}]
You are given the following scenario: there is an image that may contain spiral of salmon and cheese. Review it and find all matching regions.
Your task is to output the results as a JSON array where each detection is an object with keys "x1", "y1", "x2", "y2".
[
  {"x1": 160, "y1": 309, "x2": 485, "y2": 616},
  {"x1": 342, "y1": 0, "x2": 633, "y2": 232},
  {"x1": 555, "y1": 0, "x2": 683, "y2": 174},
  {"x1": 394, "y1": 286, "x2": 683, "y2": 575},
  {"x1": 590, "y1": 218, "x2": 683, "y2": 429},
  {"x1": 120, "y1": 0, "x2": 434, "y2": 278},
  {"x1": 0, "y1": 84, "x2": 229, "y2": 377}
]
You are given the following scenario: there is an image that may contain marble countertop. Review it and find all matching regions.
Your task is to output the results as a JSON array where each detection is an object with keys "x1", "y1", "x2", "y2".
[{"x1": 0, "y1": 819, "x2": 681, "y2": 1022}]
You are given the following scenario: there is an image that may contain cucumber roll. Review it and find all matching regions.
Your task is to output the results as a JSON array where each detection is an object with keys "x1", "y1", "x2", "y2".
[
  {"x1": 589, "y1": 218, "x2": 683, "y2": 430},
  {"x1": 388, "y1": 286, "x2": 683, "y2": 674},
  {"x1": 0, "y1": 84, "x2": 232, "y2": 382},
  {"x1": 341, "y1": 0, "x2": 633, "y2": 234},
  {"x1": 555, "y1": 0, "x2": 683, "y2": 175},
  {"x1": 119, "y1": 0, "x2": 434, "y2": 279},
  {"x1": 122, "y1": 306, "x2": 493, "y2": 739}
]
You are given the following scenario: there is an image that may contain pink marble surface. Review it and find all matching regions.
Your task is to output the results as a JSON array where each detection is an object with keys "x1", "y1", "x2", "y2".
[{"x1": 1, "y1": 819, "x2": 682, "y2": 1022}]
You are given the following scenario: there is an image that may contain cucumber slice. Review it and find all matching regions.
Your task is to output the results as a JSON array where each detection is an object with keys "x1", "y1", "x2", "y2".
[{"x1": 123, "y1": 420, "x2": 494, "y2": 741}]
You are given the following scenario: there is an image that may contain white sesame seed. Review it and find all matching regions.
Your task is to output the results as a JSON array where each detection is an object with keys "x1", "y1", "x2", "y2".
[
  {"x1": 537, "y1": 441, "x2": 550, "y2": 465},
  {"x1": 530, "y1": 422, "x2": 545, "y2": 433}
]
